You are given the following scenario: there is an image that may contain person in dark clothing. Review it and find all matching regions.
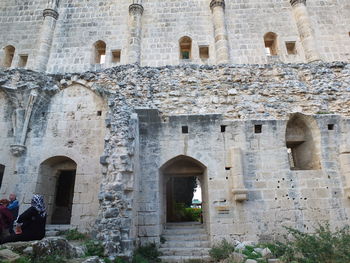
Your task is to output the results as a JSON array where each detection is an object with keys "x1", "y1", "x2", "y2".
[
  {"x1": 7, "y1": 193, "x2": 19, "y2": 234},
  {"x1": 0, "y1": 199, "x2": 13, "y2": 238},
  {"x1": 0, "y1": 194, "x2": 47, "y2": 244}
]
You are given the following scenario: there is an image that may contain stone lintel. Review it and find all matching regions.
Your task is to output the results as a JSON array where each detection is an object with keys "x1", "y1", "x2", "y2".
[
  {"x1": 43, "y1": 8, "x2": 59, "y2": 19},
  {"x1": 210, "y1": 0, "x2": 225, "y2": 11},
  {"x1": 232, "y1": 189, "x2": 248, "y2": 202},
  {"x1": 129, "y1": 4, "x2": 144, "y2": 16},
  {"x1": 290, "y1": 0, "x2": 306, "y2": 7}
]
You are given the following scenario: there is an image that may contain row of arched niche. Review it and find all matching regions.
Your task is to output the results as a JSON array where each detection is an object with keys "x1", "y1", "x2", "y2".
[{"x1": 0, "y1": 32, "x2": 289, "y2": 69}]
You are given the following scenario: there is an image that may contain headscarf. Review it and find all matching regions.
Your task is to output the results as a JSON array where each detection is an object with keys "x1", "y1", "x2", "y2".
[{"x1": 31, "y1": 194, "x2": 46, "y2": 218}]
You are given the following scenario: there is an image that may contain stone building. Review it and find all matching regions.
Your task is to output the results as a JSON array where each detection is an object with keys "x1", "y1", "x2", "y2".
[{"x1": 0, "y1": 0, "x2": 350, "y2": 261}]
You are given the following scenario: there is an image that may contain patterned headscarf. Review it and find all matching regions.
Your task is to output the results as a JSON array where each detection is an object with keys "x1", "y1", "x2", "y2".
[{"x1": 31, "y1": 194, "x2": 46, "y2": 217}]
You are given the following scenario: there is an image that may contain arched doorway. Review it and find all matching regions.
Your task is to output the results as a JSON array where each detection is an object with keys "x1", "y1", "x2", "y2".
[
  {"x1": 160, "y1": 156, "x2": 208, "y2": 225},
  {"x1": 285, "y1": 113, "x2": 321, "y2": 170},
  {"x1": 36, "y1": 156, "x2": 77, "y2": 224}
]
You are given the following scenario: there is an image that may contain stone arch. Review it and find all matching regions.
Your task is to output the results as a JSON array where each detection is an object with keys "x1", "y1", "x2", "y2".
[
  {"x1": 92, "y1": 40, "x2": 106, "y2": 64},
  {"x1": 2, "y1": 45, "x2": 15, "y2": 68},
  {"x1": 179, "y1": 36, "x2": 193, "y2": 60},
  {"x1": 264, "y1": 32, "x2": 278, "y2": 56},
  {"x1": 160, "y1": 155, "x2": 209, "y2": 226},
  {"x1": 36, "y1": 156, "x2": 77, "y2": 224},
  {"x1": 285, "y1": 113, "x2": 321, "y2": 170}
]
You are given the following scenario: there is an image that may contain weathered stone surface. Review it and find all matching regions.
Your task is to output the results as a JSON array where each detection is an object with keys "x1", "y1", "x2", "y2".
[{"x1": 0, "y1": 249, "x2": 20, "y2": 262}]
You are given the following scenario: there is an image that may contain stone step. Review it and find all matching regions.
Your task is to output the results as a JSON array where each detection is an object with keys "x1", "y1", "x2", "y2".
[
  {"x1": 161, "y1": 240, "x2": 210, "y2": 248},
  {"x1": 162, "y1": 233, "x2": 209, "y2": 241},
  {"x1": 160, "y1": 255, "x2": 212, "y2": 263},
  {"x1": 165, "y1": 222, "x2": 204, "y2": 229},
  {"x1": 159, "y1": 247, "x2": 211, "y2": 257},
  {"x1": 45, "y1": 230, "x2": 60, "y2": 237},
  {"x1": 163, "y1": 228, "x2": 207, "y2": 235},
  {"x1": 46, "y1": 224, "x2": 74, "y2": 232}
]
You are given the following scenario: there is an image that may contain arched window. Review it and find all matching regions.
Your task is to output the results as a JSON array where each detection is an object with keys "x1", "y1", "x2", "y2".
[
  {"x1": 179, "y1": 36, "x2": 192, "y2": 60},
  {"x1": 285, "y1": 114, "x2": 321, "y2": 170},
  {"x1": 2, "y1": 45, "x2": 15, "y2": 68},
  {"x1": 264, "y1": 32, "x2": 278, "y2": 56},
  {"x1": 93, "y1": 41, "x2": 106, "y2": 64}
]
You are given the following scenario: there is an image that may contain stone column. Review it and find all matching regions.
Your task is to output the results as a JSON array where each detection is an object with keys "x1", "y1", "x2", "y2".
[
  {"x1": 33, "y1": 0, "x2": 60, "y2": 72},
  {"x1": 290, "y1": 0, "x2": 321, "y2": 62},
  {"x1": 210, "y1": 0, "x2": 230, "y2": 64},
  {"x1": 228, "y1": 148, "x2": 248, "y2": 202},
  {"x1": 128, "y1": 2, "x2": 144, "y2": 64}
]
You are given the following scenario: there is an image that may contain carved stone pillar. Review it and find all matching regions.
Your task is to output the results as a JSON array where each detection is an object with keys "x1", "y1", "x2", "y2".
[
  {"x1": 290, "y1": 0, "x2": 321, "y2": 62},
  {"x1": 210, "y1": 0, "x2": 230, "y2": 64},
  {"x1": 33, "y1": 0, "x2": 60, "y2": 72},
  {"x1": 128, "y1": 3, "x2": 144, "y2": 64},
  {"x1": 228, "y1": 148, "x2": 248, "y2": 202}
]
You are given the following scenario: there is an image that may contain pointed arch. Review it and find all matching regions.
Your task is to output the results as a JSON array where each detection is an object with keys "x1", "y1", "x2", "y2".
[
  {"x1": 37, "y1": 156, "x2": 77, "y2": 224},
  {"x1": 285, "y1": 113, "x2": 321, "y2": 170},
  {"x1": 92, "y1": 40, "x2": 106, "y2": 64},
  {"x1": 2, "y1": 45, "x2": 15, "y2": 68},
  {"x1": 179, "y1": 36, "x2": 192, "y2": 60},
  {"x1": 264, "y1": 32, "x2": 278, "y2": 56}
]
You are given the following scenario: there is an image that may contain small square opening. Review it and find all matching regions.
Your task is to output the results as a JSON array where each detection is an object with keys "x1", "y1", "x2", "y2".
[
  {"x1": 182, "y1": 126, "x2": 188, "y2": 134},
  {"x1": 199, "y1": 46, "x2": 209, "y2": 62},
  {"x1": 18, "y1": 55, "x2": 28, "y2": 68},
  {"x1": 254, "y1": 124, "x2": 262, "y2": 134},
  {"x1": 97, "y1": 111, "x2": 102, "y2": 116},
  {"x1": 286, "y1": 42, "x2": 297, "y2": 55},
  {"x1": 221, "y1": 125, "x2": 226, "y2": 133},
  {"x1": 112, "y1": 50, "x2": 121, "y2": 63},
  {"x1": 328, "y1": 124, "x2": 334, "y2": 131}
]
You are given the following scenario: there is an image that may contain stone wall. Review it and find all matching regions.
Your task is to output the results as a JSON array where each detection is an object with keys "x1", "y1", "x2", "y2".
[
  {"x1": 0, "y1": 62, "x2": 350, "y2": 257},
  {"x1": 0, "y1": 0, "x2": 349, "y2": 73}
]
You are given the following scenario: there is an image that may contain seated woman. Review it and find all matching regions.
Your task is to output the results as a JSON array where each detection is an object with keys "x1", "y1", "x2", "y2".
[
  {"x1": 0, "y1": 199, "x2": 13, "y2": 238},
  {"x1": 0, "y1": 194, "x2": 47, "y2": 244}
]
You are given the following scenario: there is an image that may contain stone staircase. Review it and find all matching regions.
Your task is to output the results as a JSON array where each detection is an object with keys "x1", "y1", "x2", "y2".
[
  {"x1": 159, "y1": 222, "x2": 212, "y2": 263},
  {"x1": 45, "y1": 224, "x2": 73, "y2": 237}
]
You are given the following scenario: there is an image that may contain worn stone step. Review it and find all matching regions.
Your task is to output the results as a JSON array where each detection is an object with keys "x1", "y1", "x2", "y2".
[
  {"x1": 165, "y1": 223, "x2": 204, "y2": 229},
  {"x1": 159, "y1": 247, "x2": 211, "y2": 257},
  {"x1": 46, "y1": 224, "x2": 73, "y2": 232},
  {"x1": 161, "y1": 240, "x2": 210, "y2": 248},
  {"x1": 163, "y1": 228, "x2": 207, "y2": 235},
  {"x1": 45, "y1": 230, "x2": 60, "y2": 237},
  {"x1": 160, "y1": 255, "x2": 212, "y2": 263},
  {"x1": 162, "y1": 233, "x2": 209, "y2": 241}
]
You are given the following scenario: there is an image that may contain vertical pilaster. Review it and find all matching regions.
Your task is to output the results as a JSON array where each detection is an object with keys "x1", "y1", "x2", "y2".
[
  {"x1": 128, "y1": 2, "x2": 144, "y2": 64},
  {"x1": 33, "y1": 0, "x2": 60, "y2": 72},
  {"x1": 290, "y1": 0, "x2": 321, "y2": 62},
  {"x1": 210, "y1": 0, "x2": 230, "y2": 64}
]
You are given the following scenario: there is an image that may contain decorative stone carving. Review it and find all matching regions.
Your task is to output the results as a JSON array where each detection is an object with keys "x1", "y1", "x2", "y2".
[
  {"x1": 43, "y1": 9, "x2": 59, "y2": 19},
  {"x1": 10, "y1": 144, "x2": 26, "y2": 157},
  {"x1": 290, "y1": 0, "x2": 306, "y2": 7},
  {"x1": 129, "y1": 4, "x2": 144, "y2": 16},
  {"x1": 210, "y1": 0, "x2": 225, "y2": 10}
]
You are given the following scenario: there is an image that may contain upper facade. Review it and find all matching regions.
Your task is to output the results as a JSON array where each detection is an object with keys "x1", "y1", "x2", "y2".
[{"x1": 0, "y1": 0, "x2": 349, "y2": 73}]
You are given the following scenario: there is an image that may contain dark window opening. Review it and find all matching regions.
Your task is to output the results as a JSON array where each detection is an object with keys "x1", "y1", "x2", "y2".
[
  {"x1": 51, "y1": 170, "x2": 76, "y2": 224},
  {"x1": 328, "y1": 124, "x2": 334, "y2": 131},
  {"x1": 97, "y1": 110, "x2": 102, "y2": 116},
  {"x1": 255, "y1": 124, "x2": 262, "y2": 134},
  {"x1": 221, "y1": 125, "x2": 226, "y2": 133},
  {"x1": 182, "y1": 126, "x2": 189, "y2": 134}
]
